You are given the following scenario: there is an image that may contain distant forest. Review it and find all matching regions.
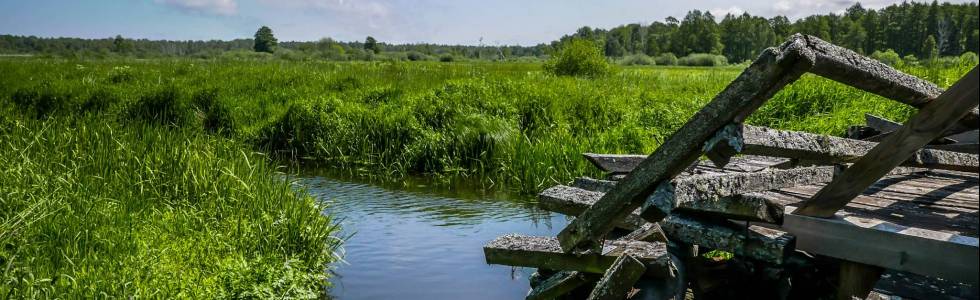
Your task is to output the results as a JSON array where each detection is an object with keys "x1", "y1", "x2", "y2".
[{"x1": 1, "y1": 1, "x2": 977, "y2": 62}]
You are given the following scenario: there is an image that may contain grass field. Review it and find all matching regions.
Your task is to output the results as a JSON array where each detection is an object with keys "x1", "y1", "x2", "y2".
[{"x1": 0, "y1": 58, "x2": 973, "y2": 297}]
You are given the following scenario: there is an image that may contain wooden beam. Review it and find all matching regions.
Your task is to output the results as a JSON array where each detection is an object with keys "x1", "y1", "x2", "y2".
[
  {"x1": 583, "y1": 153, "x2": 645, "y2": 174},
  {"x1": 739, "y1": 125, "x2": 978, "y2": 172},
  {"x1": 483, "y1": 235, "x2": 673, "y2": 278},
  {"x1": 538, "y1": 185, "x2": 646, "y2": 230},
  {"x1": 926, "y1": 143, "x2": 979, "y2": 154},
  {"x1": 526, "y1": 271, "x2": 595, "y2": 300},
  {"x1": 586, "y1": 255, "x2": 646, "y2": 300},
  {"x1": 801, "y1": 35, "x2": 978, "y2": 135},
  {"x1": 573, "y1": 177, "x2": 617, "y2": 193},
  {"x1": 555, "y1": 40, "x2": 814, "y2": 252},
  {"x1": 660, "y1": 214, "x2": 795, "y2": 264},
  {"x1": 764, "y1": 205, "x2": 979, "y2": 285},
  {"x1": 836, "y1": 261, "x2": 884, "y2": 300},
  {"x1": 794, "y1": 66, "x2": 980, "y2": 217},
  {"x1": 620, "y1": 222, "x2": 668, "y2": 243},
  {"x1": 641, "y1": 166, "x2": 835, "y2": 223}
]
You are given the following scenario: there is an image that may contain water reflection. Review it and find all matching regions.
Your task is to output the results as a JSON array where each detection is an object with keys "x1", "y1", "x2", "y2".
[{"x1": 293, "y1": 171, "x2": 568, "y2": 300}]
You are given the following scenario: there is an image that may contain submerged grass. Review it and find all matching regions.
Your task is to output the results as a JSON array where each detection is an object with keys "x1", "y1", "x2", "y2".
[{"x1": 0, "y1": 116, "x2": 342, "y2": 297}]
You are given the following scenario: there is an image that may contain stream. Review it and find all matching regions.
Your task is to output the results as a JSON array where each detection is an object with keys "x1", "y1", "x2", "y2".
[{"x1": 295, "y1": 171, "x2": 569, "y2": 300}]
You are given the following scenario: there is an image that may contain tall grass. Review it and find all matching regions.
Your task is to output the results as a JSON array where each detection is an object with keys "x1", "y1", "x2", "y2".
[
  {"x1": 0, "y1": 116, "x2": 341, "y2": 298},
  {"x1": 0, "y1": 58, "x2": 973, "y2": 195}
]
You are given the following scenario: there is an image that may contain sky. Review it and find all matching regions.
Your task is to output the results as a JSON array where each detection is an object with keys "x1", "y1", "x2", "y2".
[{"x1": 0, "y1": 0, "x2": 976, "y2": 45}]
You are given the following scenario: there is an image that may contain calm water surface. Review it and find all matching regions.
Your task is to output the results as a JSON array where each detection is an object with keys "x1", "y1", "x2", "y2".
[{"x1": 295, "y1": 172, "x2": 569, "y2": 300}]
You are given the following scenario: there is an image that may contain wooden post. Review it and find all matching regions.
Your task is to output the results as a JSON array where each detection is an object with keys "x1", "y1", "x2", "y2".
[
  {"x1": 836, "y1": 261, "x2": 884, "y2": 300},
  {"x1": 586, "y1": 254, "x2": 647, "y2": 300},
  {"x1": 795, "y1": 66, "x2": 980, "y2": 218}
]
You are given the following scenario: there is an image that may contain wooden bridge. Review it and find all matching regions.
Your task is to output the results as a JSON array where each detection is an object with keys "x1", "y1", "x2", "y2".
[{"x1": 484, "y1": 34, "x2": 978, "y2": 299}]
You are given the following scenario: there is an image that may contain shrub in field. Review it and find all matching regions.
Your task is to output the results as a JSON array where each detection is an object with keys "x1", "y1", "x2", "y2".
[
  {"x1": 543, "y1": 38, "x2": 611, "y2": 77},
  {"x1": 678, "y1": 53, "x2": 728, "y2": 66},
  {"x1": 439, "y1": 54, "x2": 455, "y2": 62},
  {"x1": 11, "y1": 85, "x2": 73, "y2": 118},
  {"x1": 654, "y1": 53, "x2": 679, "y2": 66},
  {"x1": 618, "y1": 54, "x2": 655, "y2": 66},
  {"x1": 193, "y1": 88, "x2": 235, "y2": 133},
  {"x1": 82, "y1": 89, "x2": 116, "y2": 112},
  {"x1": 126, "y1": 85, "x2": 193, "y2": 126},
  {"x1": 903, "y1": 54, "x2": 919, "y2": 66},
  {"x1": 406, "y1": 51, "x2": 427, "y2": 61},
  {"x1": 870, "y1": 49, "x2": 903, "y2": 67}
]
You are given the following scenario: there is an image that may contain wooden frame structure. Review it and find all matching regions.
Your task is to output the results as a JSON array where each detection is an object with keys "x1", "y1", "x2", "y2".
[{"x1": 483, "y1": 34, "x2": 978, "y2": 299}]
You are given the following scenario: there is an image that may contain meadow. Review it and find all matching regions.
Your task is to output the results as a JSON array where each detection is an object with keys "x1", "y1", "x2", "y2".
[{"x1": 0, "y1": 57, "x2": 974, "y2": 297}]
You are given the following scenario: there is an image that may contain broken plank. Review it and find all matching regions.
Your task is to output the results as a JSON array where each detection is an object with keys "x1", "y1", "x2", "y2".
[
  {"x1": 526, "y1": 271, "x2": 596, "y2": 300},
  {"x1": 539, "y1": 185, "x2": 646, "y2": 230},
  {"x1": 641, "y1": 166, "x2": 835, "y2": 223},
  {"x1": 583, "y1": 153, "x2": 646, "y2": 174},
  {"x1": 794, "y1": 66, "x2": 980, "y2": 218},
  {"x1": 586, "y1": 254, "x2": 646, "y2": 300},
  {"x1": 660, "y1": 214, "x2": 795, "y2": 264},
  {"x1": 556, "y1": 39, "x2": 814, "y2": 252},
  {"x1": 484, "y1": 234, "x2": 673, "y2": 278},
  {"x1": 739, "y1": 125, "x2": 978, "y2": 172}
]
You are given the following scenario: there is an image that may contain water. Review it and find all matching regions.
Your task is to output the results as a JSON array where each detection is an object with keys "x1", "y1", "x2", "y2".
[{"x1": 295, "y1": 172, "x2": 569, "y2": 300}]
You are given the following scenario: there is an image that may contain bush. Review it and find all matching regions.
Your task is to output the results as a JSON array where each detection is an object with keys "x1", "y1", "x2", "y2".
[
  {"x1": 903, "y1": 54, "x2": 919, "y2": 66},
  {"x1": 618, "y1": 54, "x2": 655, "y2": 66},
  {"x1": 439, "y1": 54, "x2": 455, "y2": 62},
  {"x1": 654, "y1": 53, "x2": 679, "y2": 66},
  {"x1": 543, "y1": 38, "x2": 612, "y2": 77},
  {"x1": 870, "y1": 49, "x2": 903, "y2": 67},
  {"x1": 406, "y1": 51, "x2": 427, "y2": 61},
  {"x1": 126, "y1": 85, "x2": 192, "y2": 126},
  {"x1": 678, "y1": 53, "x2": 728, "y2": 66},
  {"x1": 193, "y1": 88, "x2": 235, "y2": 133},
  {"x1": 11, "y1": 85, "x2": 73, "y2": 118},
  {"x1": 959, "y1": 52, "x2": 979, "y2": 65}
]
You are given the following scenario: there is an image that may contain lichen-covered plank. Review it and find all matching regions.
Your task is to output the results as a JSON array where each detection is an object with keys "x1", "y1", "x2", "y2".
[
  {"x1": 573, "y1": 177, "x2": 617, "y2": 193},
  {"x1": 739, "y1": 125, "x2": 978, "y2": 172},
  {"x1": 526, "y1": 271, "x2": 595, "y2": 300},
  {"x1": 583, "y1": 153, "x2": 646, "y2": 174},
  {"x1": 660, "y1": 214, "x2": 795, "y2": 264},
  {"x1": 795, "y1": 67, "x2": 980, "y2": 218},
  {"x1": 586, "y1": 254, "x2": 646, "y2": 300},
  {"x1": 483, "y1": 235, "x2": 673, "y2": 278},
  {"x1": 555, "y1": 38, "x2": 814, "y2": 252},
  {"x1": 641, "y1": 166, "x2": 833, "y2": 223},
  {"x1": 538, "y1": 185, "x2": 646, "y2": 230}
]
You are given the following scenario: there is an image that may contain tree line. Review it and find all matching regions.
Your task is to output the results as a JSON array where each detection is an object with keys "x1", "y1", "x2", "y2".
[{"x1": 1, "y1": 1, "x2": 977, "y2": 62}]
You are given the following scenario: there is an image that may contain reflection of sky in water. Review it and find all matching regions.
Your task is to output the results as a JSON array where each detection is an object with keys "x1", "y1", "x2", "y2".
[{"x1": 295, "y1": 176, "x2": 569, "y2": 300}]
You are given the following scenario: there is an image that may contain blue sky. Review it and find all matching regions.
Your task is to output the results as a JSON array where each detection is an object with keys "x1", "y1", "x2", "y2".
[{"x1": 1, "y1": 0, "x2": 975, "y2": 45}]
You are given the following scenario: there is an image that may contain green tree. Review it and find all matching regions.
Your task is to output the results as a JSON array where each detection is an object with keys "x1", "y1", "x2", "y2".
[
  {"x1": 544, "y1": 38, "x2": 611, "y2": 77},
  {"x1": 364, "y1": 36, "x2": 380, "y2": 54},
  {"x1": 253, "y1": 26, "x2": 277, "y2": 53},
  {"x1": 112, "y1": 35, "x2": 132, "y2": 54},
  {"x1": 604, "y1": 36, "x2": 625, "y2": 57},
  {"x1": 672, "y1": 10, "x2": 723, "y2": 56}
]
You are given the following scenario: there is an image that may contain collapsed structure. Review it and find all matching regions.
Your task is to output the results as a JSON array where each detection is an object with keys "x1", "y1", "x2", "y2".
[{"x1": 484, "y1": 34, "x2": 979, "y2": 299}]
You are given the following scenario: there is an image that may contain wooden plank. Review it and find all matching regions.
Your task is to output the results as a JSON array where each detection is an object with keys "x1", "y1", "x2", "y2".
[
  {"x1": 619, "y1": 222, "x2": 667, "y2": 243},
  {"x1": 927, "y1": 143, "x2": 979, "y2": 154},
  {"x1": 526, "y1": 271, "x2": 595, "y2": 300},
  {"x1": 837, "y1": 261, "x2": 884, "y2": 300},
  {"x1": 573, "y1": 177, "x2": 617, "y2": 193},
  {"x1": 537, "y1": 186, "x2": 795, "y2": 264},
  {"x1": 739, "y1": 125, "x2": 979, "y2": 172},
  {"x1": 586, "y1": 254, "x2": 646, "y2": 300},
  {"x1": 660, "y1": 214, "x2": 795, "y2": 264},
  {"x1": 794, "y1": 66, "x2": 980, "y2": 217},
  {"x1": 764, "y1": 205, "x2": 980, "y2": 285},
  {"x1": 538, "y1": 185, "x2": 646, "y2": 230},
  {"x1": 583, "y1": 153, "x2": 645, "y2": 174},
  {"x1": 483, "y1": 235, "x2": 673, "y2": 278},
  {"x1": 802, "y1": 35, "x2": 978, "y2": 135},
  {"x1": 580, "y1": 154, "x2": 790, "y2": 175},
  {"x1": 865, "y1": 114, "x2": 901, "y2": 133},
  {"x1": 555, "y1": 39, "x2": 814, "y2": 252},
  {"x1": 641, "y1": 166, "x2": 835, "y2": 224}
]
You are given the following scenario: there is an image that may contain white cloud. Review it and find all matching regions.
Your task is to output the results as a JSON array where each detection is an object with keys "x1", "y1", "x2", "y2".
[
  {"x1": 769, "y1": 0, "x2": 901, "y2": 19},
  {"x1": 155, "y1": 0, "x2": 238, "y2": 16},
  {"x1": 258, "y1": 0, "x2": 392, "y2": 28},
  {"x1": 710, "y1": 6, "x2": 745, "y2": 17}
]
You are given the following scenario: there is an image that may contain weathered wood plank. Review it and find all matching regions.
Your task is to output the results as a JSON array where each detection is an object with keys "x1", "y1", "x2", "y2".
[
  {"x1": 583, "y1": 153, "x2": 645, "y2": 174},
  {"x1": 761, "y1": 205, "x2": 980, "y2": 285},
  {"x1": 801, "y1": 35, "x2": 978, "y2": 135},
  {"x1": 539, "y1": 185, "x2": 646, "y2": 230},
  {"x1": 660, "y1": 214, "x2": 795, "y2": 264},
  {"x1": 537, "y1": 186, "x2": 795, "y2": 263},
  {"x1": 926, "y1": 143, "x2": 979, "y2": 154},
  {"x1": 572, "y1": 177, "x2": 617, "y2": 193},
  {"x1": 739, "y1": 125, "x2": 979, "y2": 172},
  {"x1": 619, "y1": 222, "x2": 667, "y2": 243},
  {"x1": 837, "y1": 261, "x2": 884, "y2": 300},
  {"x1": 555, "y1": 38, "x2": 815, "y2": 252},
  {"x1": 526, "y1": 271, "x2": 595, "y2": 300},
  {"x1": 794, "y1": 66, "x2": 980, "y2": 217},
  {"x1": 865, "y1": 113, "x2": 902, "y2": 133},
  {"x1": 641, "y1": 166, "x2": 835, "y2": 223},
  {"x1": 586, "y1": 254, "x2": 646, "y2": 300},
  {"x1": 581, "y1": 154, "x2": 790, "y2": 175},
  {"x1": 483, "y1": 235, "x2": 673, "y2": 278}
]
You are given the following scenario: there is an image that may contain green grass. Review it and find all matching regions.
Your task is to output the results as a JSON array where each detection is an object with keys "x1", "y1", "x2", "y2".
[
  {"x1": 0, "y1": 117, "x2": 341, "y2": 297},
  {"x1": 1, "y1": 59, "x2": 973, "y2": 194}
]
